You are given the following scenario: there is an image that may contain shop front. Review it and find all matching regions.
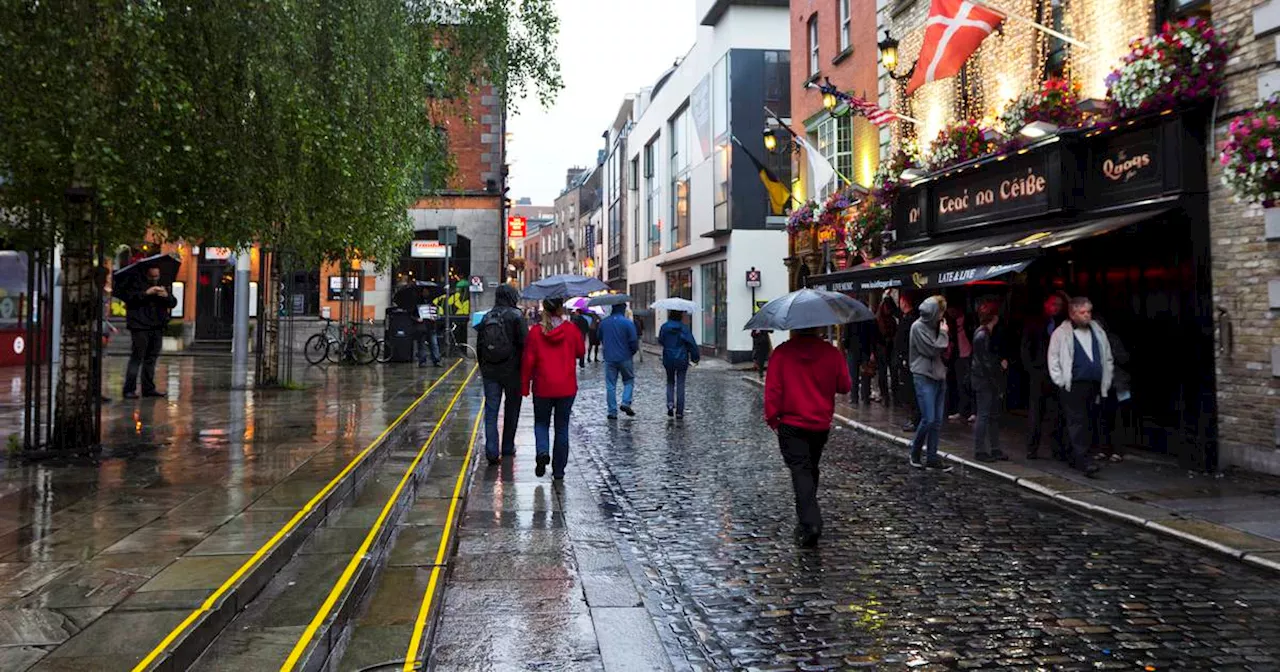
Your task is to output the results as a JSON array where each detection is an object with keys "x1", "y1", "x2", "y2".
[{"x1": 808, "y1": 108, "x2": 1218, "y2": 471}]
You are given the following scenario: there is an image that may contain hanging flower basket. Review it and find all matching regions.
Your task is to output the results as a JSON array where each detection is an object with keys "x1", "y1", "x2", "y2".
[
  {"x1": 926, "y1": 119, "x2": 998, "y2": 172},
  {"x1": 1220, "y1": 95, "x2": 1280, "y2": 206},
  {"x1": 1000, "y1": 77, "x2": 1085, "y2": 137},
  {"x1": 1106, "y1": 17, "x2": 1229, "y2": 117},
  {"x1": 786, "y1": 200, "x2": 817, "y2": 234}
]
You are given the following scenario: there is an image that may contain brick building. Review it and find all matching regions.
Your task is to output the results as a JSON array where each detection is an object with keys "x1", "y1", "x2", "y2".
[{"x1": 1209, "y1": 0, "x2": 1280, "y2": 472}]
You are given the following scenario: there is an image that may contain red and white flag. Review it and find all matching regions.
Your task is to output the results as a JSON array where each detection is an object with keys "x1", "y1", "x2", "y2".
[
  {"x1": 848, "y1": 96, "x2": 899, "y2": 127},
  {"x1": 906, "y1": 0, "x2": 1004, "y2": 96}
]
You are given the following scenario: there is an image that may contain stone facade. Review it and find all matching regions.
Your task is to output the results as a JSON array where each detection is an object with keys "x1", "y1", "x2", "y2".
[{"x1": 1211, "y1": 0, "x2": 1280, "y2": 473}]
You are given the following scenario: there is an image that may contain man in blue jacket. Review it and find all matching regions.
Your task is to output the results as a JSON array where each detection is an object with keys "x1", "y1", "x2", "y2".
[{"x1": 599, "y1": 303, "x2": 639, "y2": 420}]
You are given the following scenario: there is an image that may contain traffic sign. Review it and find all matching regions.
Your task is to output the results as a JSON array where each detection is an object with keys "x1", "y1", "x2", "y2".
[
  {"x1": 746, "y1": 267, "x2": 762, "y2": 288},
  {"x1": 469, "y1": 276, "x2": 484, "y2": 292}
]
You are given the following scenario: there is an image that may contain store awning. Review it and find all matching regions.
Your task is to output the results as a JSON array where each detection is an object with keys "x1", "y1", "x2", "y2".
[{"x1": 809, "y1": 210, "x2": 1166, "y2": 294}]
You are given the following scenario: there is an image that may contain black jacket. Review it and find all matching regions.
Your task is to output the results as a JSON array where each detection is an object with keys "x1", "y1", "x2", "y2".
[
  {"x1": 1020, "y1": 315, "x2": 1060, "y2": 375},
  {"x1": 893, "y1": 310, "x2": 917, "y2": 368},
  {"x1": 123, "y1": 280, "x2": 177, "y2": 331},
  {"x1": 476, "y1": 284, "x2": 527, "y2": 386},
  {"x1": 971, "y1": 325, "x2": 1004, "y2": 392}
]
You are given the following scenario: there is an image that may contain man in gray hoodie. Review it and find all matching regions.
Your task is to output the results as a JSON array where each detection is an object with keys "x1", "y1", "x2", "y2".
[{"x1": 908, "y1": 296, "x2": 953, "y2": 471}]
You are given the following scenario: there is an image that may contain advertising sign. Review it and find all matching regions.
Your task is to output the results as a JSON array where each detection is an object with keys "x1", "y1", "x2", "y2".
[
  {"x1": 410, "y1": 241, "x2": 448, "y2": 259},
  {"x1": 507, "y1": 216, "x2": 527, "y2": 239}
]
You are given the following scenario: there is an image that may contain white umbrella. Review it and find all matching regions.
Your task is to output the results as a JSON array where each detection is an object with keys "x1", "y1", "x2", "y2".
[{"x1": 651, "y1": 298, "x2": 700, "y2": 313}]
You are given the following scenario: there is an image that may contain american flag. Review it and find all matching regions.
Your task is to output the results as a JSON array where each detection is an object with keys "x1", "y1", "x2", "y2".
[{"x1": 847, "y1": 95, "x2": 899, "y2": 127}]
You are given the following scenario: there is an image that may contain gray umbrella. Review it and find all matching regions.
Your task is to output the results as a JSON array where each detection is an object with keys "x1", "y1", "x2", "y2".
[
  {"x1": 521, "y1": 274, "x2": 609, "y2": 301},
  {"x1": 743, "y1": 288, "x2": 873, "y2": 331},
  {"x1": 587, "y1": 293, "x2": 630, "y2": 306}
]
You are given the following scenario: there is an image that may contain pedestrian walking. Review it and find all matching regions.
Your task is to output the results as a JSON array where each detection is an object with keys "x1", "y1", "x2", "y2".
[
  {"x1": 764, "y1": 327, "x2": 852, "y2": 548},
  {"x1": 894, "y1": 293, "x2": 920, "y2": 432},
  {"x1": 571, "y1": 309, "x2": 590, "y2": 369},
  {"x1": 970, "y1": 301, "x2": 1008, "y2": 462},
  {"x1": 476, "y1": 284, "x2": 527, "y2": 466},
  {"x1": 409, "y1": 288, "x2": 441, "y2": 368},
  {"x1": 1021, "y1": 292, "x2": 1069, "y2": 459},
  {"x1": 658, "y1": 310, "x2": 699, "y2": 419},
  {"x1": 907, "y1": 295, "x2": 953, "y2": 472},
  {"x1": 587, "y1": 313, "x2": 603, "y2": 363},
  {"x1": 1047, "y1": 296, "x2": 1113, "y2": 478},
  {"x1": 874, "y1": 299, "x2": 896, "y2": 406},
  {"x1": 751, "y1": 329, "x2": 773, "y2": 379},
  {"x1": 600, "y1": 303, "x2": 639, "y2": 420},
  {"x1": 633, "y1": 313, "x2": 646, "y2": 363},
  {"x1": 521, "y1": 298, "x2": 586, "y2": 480},
  {"x1": 121, "y1": 265, "x2": 177, "y2": 399},
  {"x1": 946, "y1": 307, "x2": 975, "y2": 422}
]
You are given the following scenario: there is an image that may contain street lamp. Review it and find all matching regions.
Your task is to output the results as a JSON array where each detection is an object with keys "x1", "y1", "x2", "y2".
[
  {"x1": 763, "y1": 127, "x2": 778, "y2": 152},
  {"x1": 878, "y1": 30, "x2": 916, "y2": 81},
  {"x1": 822, "y1": 90, "x2": 838, "y2": 112}
]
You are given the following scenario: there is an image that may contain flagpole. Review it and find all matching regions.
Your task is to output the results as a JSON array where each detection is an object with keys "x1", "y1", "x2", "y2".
[{"x1": 969, "y1": 0, "x2": 1090, "y2": 50}]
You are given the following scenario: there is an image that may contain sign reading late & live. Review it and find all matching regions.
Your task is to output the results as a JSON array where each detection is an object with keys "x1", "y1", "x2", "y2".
[{"x1": 932, "y1": 153, "x2": 1053, "y2": 233}]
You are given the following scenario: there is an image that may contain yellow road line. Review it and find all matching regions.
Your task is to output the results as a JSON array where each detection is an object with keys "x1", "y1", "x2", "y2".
[
  {"x1": 282, "y1": 365, "x2": 479, "y2": 671},
  {"x1": 131, "y1": 361, "x2": 464, "y2": 672},
  {"x1": 402, "y1": 400, "x2": 484, "y2": 671}
]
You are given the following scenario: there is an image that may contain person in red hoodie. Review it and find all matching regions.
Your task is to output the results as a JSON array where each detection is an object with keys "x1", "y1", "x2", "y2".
[
  {"x1": 765, "y1": 326, "x2": 853, "y2": 548},
  {"x1": 522, "y1": 298, "x2": 586, "y2": 480}
]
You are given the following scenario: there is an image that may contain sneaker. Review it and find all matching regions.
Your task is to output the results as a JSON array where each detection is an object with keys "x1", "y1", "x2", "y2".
[
  {"x1": 675, "y1": 411, "x2": 684, "y2": 420},
  {"x1": 947, "y1": 413, "x2": 961, "y2": 421},
  {"x1": 620, "y1": 405, "x2": 635, "y2": 417},
  {"x1": 925, "y1": 459, "x2": 954, "y2": 473},
  {"x1": 667, "y1": 407, "x2": 674, "y2": 418},
  {"x1": 909, "y1": 455, "x2": 924, "y2": 469},
  {"x1": 607, "y1": 414, "x2": 617, "y2": 420},
  {"x1": 975, "y1": 452, "x2": 997, "y2": 463},
  {"x1": 535, "y1": 455, "x2": 549, "y2": 477}
]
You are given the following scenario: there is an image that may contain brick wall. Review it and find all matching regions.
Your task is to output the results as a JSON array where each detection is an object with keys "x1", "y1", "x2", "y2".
[
  {"x1": 430, "y1": 84, "x2": 503, "y2": 193},
  {"x1": 1211, "y1": 0, "x2": 1280, "y2": 473}
]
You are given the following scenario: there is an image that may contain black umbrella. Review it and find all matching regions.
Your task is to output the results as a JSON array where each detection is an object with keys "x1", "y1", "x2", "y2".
[
  {"x1": 743, "y1": 288, "x2": 873, "y2": 331},
  {"x1": 521, "y1": 274, "x2": 608, "y2": 301},
  {"x1": 113, "y1": 253, "x2": 181, "y2": 287},
  {"x1": 587, "y1": 293, "x2": 630, "y2": 307},
  {"x1": 393, "y1": 281, "x2": 439, "y2": 307}
]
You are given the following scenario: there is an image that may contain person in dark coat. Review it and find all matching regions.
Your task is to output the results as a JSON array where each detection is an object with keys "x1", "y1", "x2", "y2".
[
  {"x1": 874, "y1": 299, "x2": 897, "y2": 406},
  {"x1": 571, "y1": 309, "x2": 590, "y2": 369},
  {"x1": 658, "y1": 311, "x2": 699, "y2": 418},
  {"x1": 1020, "y1": 291, "x2": 1069, "y2": 459},
  {"x1": 121, "y1": 265, "x2": 177, "y2": 399},
  {"x1": 970, "y1": 301, "x2": 1008, "y2": 462},
  {"x1": 751, "y1": 329, "x2": 773, "y2": 379},
  {"x1": 893, "y1": 293, "x2": 919, "y2": 432},
  {"x1": 475, "y1": 284, "x2": 527, "y2": 465},
  {"x1": 587, "y1": 312, "x2": 603, "y2": 363},
  {"x1": 600, "y1": 304, "x2": 639, "y2": 419}
]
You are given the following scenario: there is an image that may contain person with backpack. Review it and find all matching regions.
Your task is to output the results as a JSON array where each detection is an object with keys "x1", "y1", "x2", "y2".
[
  {"x1": 599, "y1": 303, "x2": 639, "y2": 420},
  {"x1": 522, "y1": 298, "x2": 585, "y2": 480},
  {"x1": 658, "y1": 310, "x2": 700, "y2": 419},
  {"x1": 475, "y1": 284, "x2": 527, "y2": 466}
]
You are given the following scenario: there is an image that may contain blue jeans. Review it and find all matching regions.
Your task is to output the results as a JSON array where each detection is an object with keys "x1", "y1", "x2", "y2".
[
  {"x1": 483, "y1": 378, "x2": 521, "y2": 459},
  {"x1": 910, "y1": 374, "x2": 946, "y2": 463},
  {"x1": 417, "y1": 332, "x2": 440, "y2": 365},
  {"x1": 665, "y1": 366, "x2": 687, "y2": 414},
  {"x1": 604, "y1": 359, "x2": 635, "y2": 416},
  {"x1": 533, "y1": 396, "x2": 574, "y2": 477}
]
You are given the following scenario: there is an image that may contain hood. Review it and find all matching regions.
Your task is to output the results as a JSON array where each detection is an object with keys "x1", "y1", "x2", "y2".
[
  {"x1": 610, "y1": 304, "x2": 627, "y2": 316},
  {"x1": 918, "y1": 297, "x2": 943, "y2": 326},
  {"x1": 495, "y1": 284, "x2": 519, "y2": 308}
]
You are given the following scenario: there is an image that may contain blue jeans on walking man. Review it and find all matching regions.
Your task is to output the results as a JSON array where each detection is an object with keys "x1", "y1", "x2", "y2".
[
  {"x1": 665, "y1": 366, "x2": 688, "y2": 416},
  {"x1": 910, "y1": 374, "x2": 947, "y2": 464},
  {"x1": 604, "y1": 359, "x2": 635, "y2": 417},
  {"x1": 483, "y1": 379, "x2": 521, "y2": 460},
  {"x1": 533, "y1": 396, "x2": 574, "y2": 478}
]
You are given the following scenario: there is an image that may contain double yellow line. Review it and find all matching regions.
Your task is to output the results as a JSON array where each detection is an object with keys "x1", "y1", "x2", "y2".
[
  {"x1": 132, "y1": 361, "x2": 463, "y2": 672},
  {"x1": 281, "y1": 365, "x2": 479, "y2": 670}
]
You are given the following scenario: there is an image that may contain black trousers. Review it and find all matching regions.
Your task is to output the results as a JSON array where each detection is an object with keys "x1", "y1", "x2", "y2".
[
  {"x1": 124, "y1": 329, "x2": 163, "y2": 395},
  {"x1": 973, "y1": 386, "x2": 1000, "y2": 456},
  {"x1": 895, "y1": 360, "x2": 919, "y2": 423},
  {"x1": 1060, "y1": 380, "x2": 1100, "y2": 471},
  {"x1": 953, "y1": 357, "x2": 974, "y2": 417},
  {"x1": 1026, "y1": 372, "x2": 1065, "y2": 455},
  {"x1": 777, "y1": 424, "x2": 830, "y2": 534}
]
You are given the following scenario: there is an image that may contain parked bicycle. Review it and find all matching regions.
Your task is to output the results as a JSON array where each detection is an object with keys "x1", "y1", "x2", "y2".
[
  {"x1": 304, "y1": 318, "x2": 377, "y2": 365},
  {"x1": 441, "y1": 317, "x2": 477, "y2": 361}
]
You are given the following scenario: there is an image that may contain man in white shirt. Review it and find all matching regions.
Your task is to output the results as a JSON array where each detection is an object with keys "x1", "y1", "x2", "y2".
[{"x1": 1047, "y1": 297, "x2": 1114, "y2": 478}]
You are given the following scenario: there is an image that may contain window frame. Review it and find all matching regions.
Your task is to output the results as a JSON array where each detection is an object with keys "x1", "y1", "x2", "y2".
[
  {"x1": 808, "y1": 15, "x2": 820, "y2": 78},
  {"x1": 838, "y1": 0, "x2": 851, "y2": 53}
]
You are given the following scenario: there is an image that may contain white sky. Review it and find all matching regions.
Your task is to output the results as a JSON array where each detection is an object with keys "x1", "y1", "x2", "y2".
[{"x1": 507, "y1": 0, "x2": 697, "y2": 206}]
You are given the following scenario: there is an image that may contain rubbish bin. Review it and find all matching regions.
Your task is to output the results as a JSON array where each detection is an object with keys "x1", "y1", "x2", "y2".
[{"x1": 383, "y1": 308, "x2": 416, "y2": 363}]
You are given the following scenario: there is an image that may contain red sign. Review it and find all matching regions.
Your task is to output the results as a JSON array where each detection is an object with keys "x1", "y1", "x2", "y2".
[{"x1": 507, "y1": 216, "x2": 527, "y2": 239}]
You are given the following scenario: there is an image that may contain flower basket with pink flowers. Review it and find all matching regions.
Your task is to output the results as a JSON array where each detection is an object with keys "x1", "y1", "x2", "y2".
[
  {"x1": 1220, "y1": 96, "x2": 1280, "y2": 206},
  {"x1": 1106, "y1": 18, "x2": 1229, "y2": 117},
  {"x1": 1000, "y1": 77, "x2": 1085, "y2": 137},
  {"x1": 926, "y1": 119, "x2": 998, "y2": 172},
  {"x1": 786, "y1": 200, "x2": 817, "y2": 234}
]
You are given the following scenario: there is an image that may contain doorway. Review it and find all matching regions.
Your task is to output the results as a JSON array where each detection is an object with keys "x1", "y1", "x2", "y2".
[{"x1": 195, "y1": 248, "x2": 235, "y2": 343}]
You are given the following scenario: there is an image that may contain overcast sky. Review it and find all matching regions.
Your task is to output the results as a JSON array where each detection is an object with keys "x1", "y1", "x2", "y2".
[{"x1": 507, "y1": 0, "x2": 697, "y2": 206}]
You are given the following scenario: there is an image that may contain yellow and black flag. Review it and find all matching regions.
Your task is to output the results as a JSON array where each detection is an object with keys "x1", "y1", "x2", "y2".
[{"x1": 732, "y1": 136, "x2": 792, "y2": 216}]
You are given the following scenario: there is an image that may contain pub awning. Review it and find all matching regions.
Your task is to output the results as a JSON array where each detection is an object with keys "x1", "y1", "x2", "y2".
[{"x1": 808, "y1": 210, "x2": 1166, "y2": 294}]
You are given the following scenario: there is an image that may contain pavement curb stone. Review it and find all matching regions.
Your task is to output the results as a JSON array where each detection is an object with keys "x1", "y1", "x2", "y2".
[{"x1": 741, "y1": 375, "x2": 1280, "y2": 577}]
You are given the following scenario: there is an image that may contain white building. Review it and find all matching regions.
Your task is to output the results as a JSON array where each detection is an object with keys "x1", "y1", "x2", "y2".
[{"x1": 625, "y1": 0, "x2": 792, "y2": 360}]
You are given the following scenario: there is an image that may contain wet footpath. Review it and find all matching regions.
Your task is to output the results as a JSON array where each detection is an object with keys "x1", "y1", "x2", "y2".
[
  {"x1": 417, "y1": 358, "x2": 1280, "y2": 671},
  {"x1": 0, "y1": 356, "x2": 470, "y2": 671}
]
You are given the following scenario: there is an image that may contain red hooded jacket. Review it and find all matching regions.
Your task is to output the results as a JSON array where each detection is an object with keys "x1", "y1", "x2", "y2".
[
  {"x1": 764, "y1": 335, "x2": 852, "y2": 432},
  {"x1": 521, "y1": 319, "x2": 586, "y2": 398}
]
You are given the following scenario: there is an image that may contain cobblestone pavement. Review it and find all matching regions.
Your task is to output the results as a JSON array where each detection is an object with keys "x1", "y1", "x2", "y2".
[{"x1": 552, "y1": 359, "x2": 1280, "y2": 671}]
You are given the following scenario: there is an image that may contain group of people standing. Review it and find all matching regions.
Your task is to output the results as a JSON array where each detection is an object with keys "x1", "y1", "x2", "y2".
[{"x1": 475, "y1": 288, "x2": 703, "y2": 481}]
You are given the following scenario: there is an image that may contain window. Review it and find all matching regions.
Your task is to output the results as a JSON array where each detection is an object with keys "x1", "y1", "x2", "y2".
[
  {"x1": 713, "y1": 142, "x2": 730, "y2": 231},
  {"x1": 672, "y1": 178, "x2": 690, "y2": 249},
  {"x1": 630, "y1": 281, "x2": 656, "y2": 341},
  {"x1": 666, "y1": 269, "x2": 692, "y2": 301},
  {"x1": 700, "y1": 262, "x2": 726, "y2": 348},
  {"x1": 814, "y1": 115, "x2": 853, "y2": 197},
  {"x1": 669, "y1": 107, "x2": 691, "y2": 251},
  {"x1": 808, "y1": 15, "x2": 820, "y2": 77},
  {"x1": 839, "y1": 0, "x2": 851, "y2": 53},
  {"x1": 764, "y1": 51, "x2": 791, "y2": 118},
  {"x1": 712, "y1": 55, "x2": 729, "y2": 140},
  {"x1": 630, "y1": 157, "x2": 641, "y2": 262},
  {"x1": 285, "y1": 270, "x2": 322, "y2": 316},
  {"x1": 644, "y1": 141, "x2": 658, "y2": 258}
]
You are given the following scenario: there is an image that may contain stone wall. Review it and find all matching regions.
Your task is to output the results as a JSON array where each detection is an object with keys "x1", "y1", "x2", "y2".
[{"x1": 1211, "y1": 0, "x2": 1280, "y2": 473}]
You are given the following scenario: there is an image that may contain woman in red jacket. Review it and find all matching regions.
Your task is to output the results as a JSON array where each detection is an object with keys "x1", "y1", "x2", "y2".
[
  {"x1": 521, "y1": 298, "x2": 586, "y2": 480},
  {"x1": 765, "y1": 326, "x2": 852, "y2": 548}
]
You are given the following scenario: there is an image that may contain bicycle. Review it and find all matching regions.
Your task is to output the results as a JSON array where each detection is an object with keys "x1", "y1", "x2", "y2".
[
  {"x1": 441, "y1": 317, "x2": 477, "y2": 361},
  {"x1": 303, "y1": 318, "x2": 341, "y2": 365},
  {"x1": 303, "y1": 318, "x2": 377, "y2": 365}
]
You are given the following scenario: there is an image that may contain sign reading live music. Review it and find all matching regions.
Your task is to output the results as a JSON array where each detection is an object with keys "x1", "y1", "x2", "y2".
[{"x1": 933, "y1": 152, "x2": 1055, "y2": 233}]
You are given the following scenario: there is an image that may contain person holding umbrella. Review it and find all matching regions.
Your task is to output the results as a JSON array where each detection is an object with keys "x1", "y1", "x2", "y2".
[
  {"x1": 121, "y1": 264, "x2": 177, "y2": 399},
  {"x1": 521, "y1": 297, "x2": 586, "y2": 480},
  {"x1": 751, "y1": 288, "x2": 864, "y2": 548},
  {"x1": 654, "y1": 299, "x2": 700, "y2": 419}
]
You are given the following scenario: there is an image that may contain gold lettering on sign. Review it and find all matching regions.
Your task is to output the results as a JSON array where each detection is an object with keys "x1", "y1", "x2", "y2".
[
  {"x1": 937, "y1": 167, "x2": 1047, "y2": 218},
  {"x1": 908, "y1": 207, "x2": 920, "y2": 224},
  {"x1": 1102, "y1": 150, "x2": 1152, "y2": 182}
]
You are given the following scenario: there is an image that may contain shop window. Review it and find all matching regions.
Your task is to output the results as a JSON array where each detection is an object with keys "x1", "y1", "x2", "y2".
[
  {"x1": 700, "y1": 261, "x2": 726, "y2": 348},
  {"x1": 672, "y1": 178, "x2": 690, "y2": 250},
  {"x1": 666, "y1": 269, "x2": 692, "y2": 301},
  {"x1": 285, "y1": 270, "x2": 321, "y2": 316},
  {"x1": 644, "y1": 140, "x2": 659, "y2": 258},
  {"x1": 630, "y1": 280, "x2": 656, "y2": 341}
]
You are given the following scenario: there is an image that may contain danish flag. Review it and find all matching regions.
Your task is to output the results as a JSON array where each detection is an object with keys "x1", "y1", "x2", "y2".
[{"x1": 906, "y1": 0, "x2": 1004, "y2": 95}]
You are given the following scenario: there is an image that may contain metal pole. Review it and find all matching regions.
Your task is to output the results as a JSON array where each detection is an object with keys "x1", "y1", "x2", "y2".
[{"x1": 231, "y1": 250, "x2": 251, "y2": 388}]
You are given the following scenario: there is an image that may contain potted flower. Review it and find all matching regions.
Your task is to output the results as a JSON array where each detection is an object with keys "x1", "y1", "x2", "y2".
[
  {"x1": 786, "y1": 200, "x2": 816, "y2": 234},
  {"x1": 926, "y1": 119, "x2": 998, "y2": 171},
  {"x1": 1000, "y1": 77, "x2": 1085, "y2": 137},
  {"x1": 1220, "y1": 95, "x2": 1280, "y2": 206},
  {"x1": 1106, "y1": 17, "x2": 1229, "y2": 116}
]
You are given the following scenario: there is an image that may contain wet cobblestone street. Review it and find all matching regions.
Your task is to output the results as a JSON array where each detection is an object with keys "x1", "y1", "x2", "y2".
[{"x1": 557, "y1": 361, "x2": 1280, "y2": 671}]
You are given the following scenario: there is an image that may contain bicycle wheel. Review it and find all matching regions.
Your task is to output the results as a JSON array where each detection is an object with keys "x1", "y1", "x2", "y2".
[
  {"x1": 325, "y1": 337, "x2": 344, "y2": 364},
  {"x1": 459, "y1": 344, "x2": 477, "y2": 361},
  {"x1": 354, "y1": 334, "x2": 379, "y2": 365},
  {"x1": 304, "y1": 334, "x2": 330, "y2": 365},
  {"x1": 375, "y1": 339, "x2": 392, "y2": 363}
]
